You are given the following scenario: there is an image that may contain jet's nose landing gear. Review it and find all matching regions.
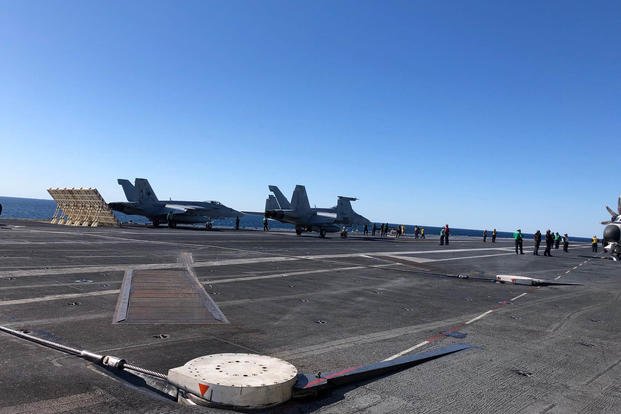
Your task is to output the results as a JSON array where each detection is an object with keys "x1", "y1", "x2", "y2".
[
  {"x1": 205, "y1": 220, "x2": 213, "y2": 231},
  {"x1": 319, "y1": 229, "x2": 327, "y2": 238},
  {"x1": 152, "y1": 218, "x2": 160, "y2": 228},
  {"x1": 607, "y1": 243, "x2": 621, "y2": 261},
  {"x1": 340, "y1": 227, "x2": 348, "y2": 238}
]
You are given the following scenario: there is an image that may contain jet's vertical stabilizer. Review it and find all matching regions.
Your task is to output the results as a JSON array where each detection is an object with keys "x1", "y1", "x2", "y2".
[
  {"x1": 336, "y1": 196, "x2": 356, "y2": 222},
  {"x1": 134, "y1": 178, "x2": 159, "y2": 205},
  {"x1": 265, "y1": 195, "x2": 280, "y2": 211},
  {"x1": 117, "y1": 179, "x2": 138, "y2": 202},
  {"x1": 291, "y1": 185, "x2": 311, "y2": 213},
  {"x1": 268, "y1": 186, "x2": 291, "y2": 209},
  {"x1": 336, "y1": 196, "x2": 371, "y2": 225}
]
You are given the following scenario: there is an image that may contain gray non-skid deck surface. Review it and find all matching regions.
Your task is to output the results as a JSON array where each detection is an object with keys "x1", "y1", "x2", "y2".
[{"x1": 0, "y1": 220, "x2": 620, "y2": 413}]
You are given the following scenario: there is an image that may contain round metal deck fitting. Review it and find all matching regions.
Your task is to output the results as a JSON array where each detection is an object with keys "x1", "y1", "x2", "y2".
[{"x1": 168, "y1": 353, "x2": 298, "y2": 408}]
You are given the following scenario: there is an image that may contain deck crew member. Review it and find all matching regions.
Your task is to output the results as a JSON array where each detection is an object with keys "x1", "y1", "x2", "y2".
[
  {"x1": 483, "y1": 229, "x2": 488, "y2": 243},
  {"x1": 562, "y1": 233, "x2": 569, "y2": 252},
  {"x1": 514, "y1": 229, "x2": 524, "y2": 254},
  {"x1": 533, "y1": 230, "x2": 542, "y2": 255},
  {"x1": 544, "y1": 230, "x2": 554, "y2": 256},
  {"x1": 492, "y1": 228, "x2": 497, "y2": 243},
  {"x1": 592, "y1": 236, "x2": 599, "y2": 252}
]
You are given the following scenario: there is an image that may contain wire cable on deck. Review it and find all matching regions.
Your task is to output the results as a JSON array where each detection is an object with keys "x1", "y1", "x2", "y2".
[{"x1": 0, "y1": 324, "x2": 167, "y2": 380}]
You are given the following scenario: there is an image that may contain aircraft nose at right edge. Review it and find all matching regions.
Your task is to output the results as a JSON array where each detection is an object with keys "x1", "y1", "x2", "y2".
[{"x1": 604, "y1": 224, "x2": 620, "y2": 243}]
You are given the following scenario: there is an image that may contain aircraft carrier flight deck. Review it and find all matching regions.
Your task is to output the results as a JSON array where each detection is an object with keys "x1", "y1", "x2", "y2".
[{"x1": 1, "y1": 220, "x2": 620, "y2": 413}]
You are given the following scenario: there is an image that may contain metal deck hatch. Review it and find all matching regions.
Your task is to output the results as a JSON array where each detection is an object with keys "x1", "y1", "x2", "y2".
[{"x1": 113, "y1": 268, "x2": 228, "y2": 324}]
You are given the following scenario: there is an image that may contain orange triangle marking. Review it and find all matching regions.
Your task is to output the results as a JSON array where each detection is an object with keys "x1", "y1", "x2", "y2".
[{"x1": 198, "y1": 383, "x2": 209, "y2": 396}]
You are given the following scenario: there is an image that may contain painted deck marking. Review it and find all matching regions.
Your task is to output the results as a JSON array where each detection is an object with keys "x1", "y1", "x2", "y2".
[
  {"x1": 384, "y1": 341, "x2": 430, "y2": 361},
  {"x1": 555, "y1": 257, "x2": 592, "y2": 281},
  {"x1": 113, "y1": 269, "x2": 132, "y2": 323},
  {"x1": 465, "y1": 309, "x2": 494, "y2": 325},
  {"x1": 385, "y1": 290, "x2": 532, "y2": 361},
  {"x1": 0, "y1": 290, "x2": 119, "y2": 306}
]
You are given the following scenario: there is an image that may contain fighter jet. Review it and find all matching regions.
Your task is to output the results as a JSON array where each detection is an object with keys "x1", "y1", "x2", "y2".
[
  {"x1": 601, "y1": 195, "x2": 621, "y2": 261},
  {"x1": 264, "y1": 185, "x2": 371, "y2": 237},
  {"x1": 108, "y1": 178, "x2": 242, "y2": 228}
]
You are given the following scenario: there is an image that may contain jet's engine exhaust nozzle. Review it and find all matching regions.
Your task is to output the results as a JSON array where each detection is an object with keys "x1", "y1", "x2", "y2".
[{"x1": 265, "y1": 210, "x2": 285, "y2": 220}]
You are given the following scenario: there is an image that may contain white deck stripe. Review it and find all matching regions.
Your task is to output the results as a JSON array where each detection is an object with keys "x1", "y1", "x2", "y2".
[
  {"x1": 0, "y1": 256, "x2": 298, "y2": 278},
  {"x1": 385, "y1": 304, "x2": 511, "y2": 361},
  {"x1": 383, "y1": 340, "x2": 430, "y2": 361},
  {"x1": 432, "y1": 252, "x2": 515, "y2": 262},
  {"x1": 206, "y1": 266, "x2": 365, "y2": 284},
  {"x1": 465, "y1": 309, "x2": 495, "y2": 325},
  {"x1": 1, "y1": 265, "x2": 400, "y2": 305},
  {"x1": 67, "y1": 255, "x2": 145, "y2": 258},
  {"x1": 384, "y1": 255, "x2": 434, "y2": 263},
  {"x1": 296, "y1": 247, "x2": 515, "y2": 260},
  {"x1": 0, "y1": 290, "x2": 119, "y2": 306},
  {"x1": 510, "y1": 292, "x2": 528, "y2": 301}
]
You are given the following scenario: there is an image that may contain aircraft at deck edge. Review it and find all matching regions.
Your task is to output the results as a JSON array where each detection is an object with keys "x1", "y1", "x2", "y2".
[
  {"x1": 602, "y1": 195, "x2": 621, "y2": 261},
  {"x1": 263, "y1": 185, "x2": 371, "y2": 237},
  {"x1": 108, "y1": 178, "x2": 242, "y2": 228}
]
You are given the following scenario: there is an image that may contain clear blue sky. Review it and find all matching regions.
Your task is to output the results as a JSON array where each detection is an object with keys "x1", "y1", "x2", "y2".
[{"x1": 1, "y1": 1, "x2": 619, "y2": 236}]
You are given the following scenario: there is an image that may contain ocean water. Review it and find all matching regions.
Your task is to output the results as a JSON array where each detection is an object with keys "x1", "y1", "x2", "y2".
[{"x1": 0, "y1": 196, "x2": 590, "y2": 242}]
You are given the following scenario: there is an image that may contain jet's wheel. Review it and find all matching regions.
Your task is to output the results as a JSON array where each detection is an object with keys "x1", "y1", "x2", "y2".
[
  {"x1": 295, "y1": 226, "x2": 303, "y2": 236},
  {"x1": 320, "y1": 229, "x2": 326, "y2": 238}
]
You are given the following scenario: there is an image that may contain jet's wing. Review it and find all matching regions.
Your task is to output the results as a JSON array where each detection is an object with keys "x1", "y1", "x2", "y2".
[
  {"x1": 164, "y1": 203, "x2": 243, "y2": 218},
  {"x1": 308, "y1": 213, "x2": 337, "y2": 225},
  {"x1": 165, "y1": 204, "x2": 202, "y2": 210},
  {"x1": 164, "y1": 204, "x2": 198, "y2": 213}
]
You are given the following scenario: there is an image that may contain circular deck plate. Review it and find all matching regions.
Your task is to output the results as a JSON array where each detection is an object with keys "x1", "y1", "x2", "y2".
[{"x1": 168, "y1": 353, "x2": 298, "y2": 408}]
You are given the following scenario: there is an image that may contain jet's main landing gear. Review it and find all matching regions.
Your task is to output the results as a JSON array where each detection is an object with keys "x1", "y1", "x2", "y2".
[
  {"x1": 295, "y1": 226, "x2": 303, "y2": 236},
  {"x1": 206, "y1": 221, "x2": 213, "y2": 231},
  {"x1": 168, "y1": 221, "x2": 177, "y2": 228},
  {"x1": 319, "y1": 229, "x2": 326, "y2": 238},
  {"x1": 152, "y1": 219, "x2": 160, "y2": 228}
]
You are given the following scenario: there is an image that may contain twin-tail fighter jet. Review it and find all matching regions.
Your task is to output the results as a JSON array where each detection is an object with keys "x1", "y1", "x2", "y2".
[
  {"x1": 108, "y1": 178, "x2": 242, "y2": 228},
  {"x1": 264, "y1": 185, "x2": 371, "y2": 237},
  {"x1": 602, "y1": 195, "x2": 621, "y2": 261}
]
